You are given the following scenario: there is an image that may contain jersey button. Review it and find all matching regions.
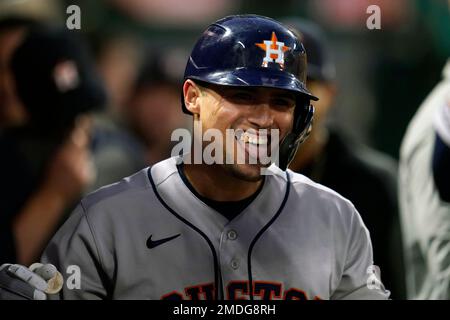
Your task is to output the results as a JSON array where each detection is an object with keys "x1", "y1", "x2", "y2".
[
  {"x1": 227, "y1": 230, "x2": 238, "y2": 240},
  {"x1": 230, "y1": 259, "x2": 239, "y2": 270}
]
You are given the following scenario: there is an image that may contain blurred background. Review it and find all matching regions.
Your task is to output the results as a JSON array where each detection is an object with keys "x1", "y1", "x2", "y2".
[{"x1": 0, "y1": 0, "x2": 449, "y2": 299}]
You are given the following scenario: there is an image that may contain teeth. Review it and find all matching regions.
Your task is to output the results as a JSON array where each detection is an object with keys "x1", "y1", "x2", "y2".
[{"x1": 238, "y1": 132, "x2": 268, "y2": 145}]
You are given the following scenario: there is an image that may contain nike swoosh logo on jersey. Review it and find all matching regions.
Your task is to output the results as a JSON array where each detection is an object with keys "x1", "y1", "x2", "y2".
[{"x1": 146, "y1": 234, "x2": 181, "y2": 249}]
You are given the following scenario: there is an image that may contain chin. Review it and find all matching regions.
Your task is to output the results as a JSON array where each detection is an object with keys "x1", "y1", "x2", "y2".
[{"x1": 225, "y1": 163, "x2": 266, "y2": 182}]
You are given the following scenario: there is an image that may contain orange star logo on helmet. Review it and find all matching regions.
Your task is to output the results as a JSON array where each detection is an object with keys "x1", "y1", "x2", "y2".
[{"x1": 255, "y1": 32, "x2": 290, "y2": 68}]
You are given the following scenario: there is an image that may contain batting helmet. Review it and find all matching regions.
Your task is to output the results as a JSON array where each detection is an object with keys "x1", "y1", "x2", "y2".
[{"x1": 182, "y1": 14, "x2": 318, "y2": 170}]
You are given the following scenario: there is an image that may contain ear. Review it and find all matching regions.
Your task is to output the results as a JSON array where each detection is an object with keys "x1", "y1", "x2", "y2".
[{"x1": 183, "y1": 79, "x2": 202, "y2": 115}]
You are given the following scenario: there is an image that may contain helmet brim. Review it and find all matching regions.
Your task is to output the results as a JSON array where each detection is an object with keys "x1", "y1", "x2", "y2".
[{"x1": 182, "y1": 67, "x2": 318, "y2": 114}]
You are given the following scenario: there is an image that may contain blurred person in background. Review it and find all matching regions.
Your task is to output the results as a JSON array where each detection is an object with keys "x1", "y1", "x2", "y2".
[
  {"x1": 124, "y1": 49, "x2": 191, "y2": 165},
  {"x1": 0, "y1": 22, "x2": 149, "y2": 265},
  {"x1": 285, "y1": 18, "x2": 406, "y2": 299},
  {"x1": 92, "y1": 32, "x2": 143, "y2": 119},
  {"x1": 398, "y1": 0, "x2": 450, "y2": 300},
  {"x1": 399, "y1": 58, "x2": 450, "y2": 299},
  {"x1": 86, "y1": 31, "x2": 147, "y2": 188},
  {"x1": 0, "y1": 15, "x2": 38, "y2": 265},
  {"x1": 0, "y1": 25, "x2": 106, "y2": 265}
]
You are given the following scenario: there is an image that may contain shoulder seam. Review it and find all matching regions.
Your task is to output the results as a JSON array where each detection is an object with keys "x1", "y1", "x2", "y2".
[
  {"x1": 82, "y1": 169, "x2": 152, "y2": 210},
  {"x1": 290, "y1": 178, "x2": 354, "y2": 206},
  {"x1": 153, "y1": 169, "x2": 179, "y2": 188}
]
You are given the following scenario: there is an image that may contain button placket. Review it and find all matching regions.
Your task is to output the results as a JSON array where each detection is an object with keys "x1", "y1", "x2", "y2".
[
  {"x1": 227, "y1": 229, "x2": 237, "y2": 240},
  {"x1": 230, "y1": 259, "x2": 240, "y2": 270},
  {"x1": 219, "y1": 226, "x2": 245, "y2": 295}
]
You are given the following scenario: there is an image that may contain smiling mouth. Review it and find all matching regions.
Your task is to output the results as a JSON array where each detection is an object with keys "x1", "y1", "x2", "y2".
[
  {"x1": 235, "y1": 130, "x2": 270, "y2": 145},
  {"x1": 233, "y1": 129, "x2": 274, "y2": 164}
]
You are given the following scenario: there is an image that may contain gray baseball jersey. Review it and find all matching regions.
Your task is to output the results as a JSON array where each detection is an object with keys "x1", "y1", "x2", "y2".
[{"x1": 41, "y1": 156, "x2": 389, "y2": 300}]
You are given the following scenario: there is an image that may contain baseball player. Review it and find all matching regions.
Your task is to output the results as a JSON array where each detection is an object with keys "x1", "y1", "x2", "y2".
[{"x1": 0, "y1": 15, "x2": 389, "y2": 300}]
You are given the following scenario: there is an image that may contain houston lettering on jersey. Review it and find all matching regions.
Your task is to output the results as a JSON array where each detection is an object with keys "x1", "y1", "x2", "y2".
[{"x1": 161, "y1": 281, "x2": 322, "y2": 300}]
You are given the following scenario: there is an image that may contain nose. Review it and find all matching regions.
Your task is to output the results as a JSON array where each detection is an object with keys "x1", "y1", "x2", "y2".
[{"x1": 247, "y1": 103, "x2": 274, "y2": 128}]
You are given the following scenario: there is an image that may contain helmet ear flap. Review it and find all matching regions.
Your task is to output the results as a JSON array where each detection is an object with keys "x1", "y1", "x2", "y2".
[
  {"x1": 278, "y1": 103, "x2": 314, "y2": 170},
  {"x1": 296, "y1": 104, "x2": 314, "y2": 142},
  {"x1": 292, "y1": 98, "x2": 314, "y2": 134},
  {"x1": 278, "y1": 133, "x2": 301, "y2": 171}
]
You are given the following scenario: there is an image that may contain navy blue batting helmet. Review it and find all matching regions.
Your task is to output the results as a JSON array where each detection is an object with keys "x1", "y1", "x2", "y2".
[{"x1": 182, "y1": 14, "x2": 318, "y2": 170}]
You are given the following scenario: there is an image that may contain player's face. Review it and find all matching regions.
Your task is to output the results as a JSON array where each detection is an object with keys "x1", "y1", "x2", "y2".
[{"x1": 198, "y1": 83, "x2": 295, "y2": 181}]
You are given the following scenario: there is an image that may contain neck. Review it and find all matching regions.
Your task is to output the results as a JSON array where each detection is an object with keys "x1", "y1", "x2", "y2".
[
  {"x1": 182, "y1": 162, "x2": 263, "y2": 201},
  {"x1": 146, "y1": 143, "x2": 170, "y2": 165}
]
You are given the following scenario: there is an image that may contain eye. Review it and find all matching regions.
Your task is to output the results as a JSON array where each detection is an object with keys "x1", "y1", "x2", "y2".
[
  {"x1": 271, "y1": 98, "x2": 295, "y2": 109},
  {"x1": 226, "y1": 91, "x2": 255, "y2": 103}
]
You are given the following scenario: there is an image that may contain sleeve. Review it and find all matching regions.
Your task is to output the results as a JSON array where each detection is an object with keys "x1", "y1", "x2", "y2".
[
  {"x1": 433, "y1": 102, "x2": 450, "y2": 202},
  {"x1": 40, "y1": 203, "x2": 111, "y2": 300},
  {"x1": 331, "y1": 206, "x2": 390, "y2": 300}
]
